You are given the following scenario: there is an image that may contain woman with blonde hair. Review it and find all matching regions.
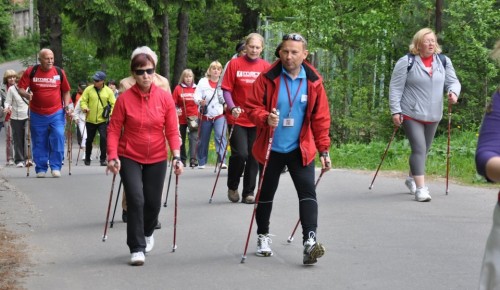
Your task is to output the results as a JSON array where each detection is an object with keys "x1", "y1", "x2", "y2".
[
  {"x1": 1, "y1": 69, "x2": 17, "y2": 166},
  {"x1": 4, "y1": 70, "x2": 30, "y2": 167},
  {"x1": 194, "y1": 61, "x2": 227, "y2": 169},
  {"x1": 221, "y1": 32, "x2": 270, "y2": 203},
  {"x1": 172, "y1": 69, "x2": 198, "y2": 167},
  {"x1": 389, "y1": 27, "x2": 461, "y2": 202}
]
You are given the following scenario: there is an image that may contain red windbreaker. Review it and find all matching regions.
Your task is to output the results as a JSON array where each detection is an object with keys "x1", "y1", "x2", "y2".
[
  {"x1": 107, "y1": 83, "x2": 180, "y2": 163},
  {"x1": 246, "y1": 61, "x2": 331, "y2": 166}
]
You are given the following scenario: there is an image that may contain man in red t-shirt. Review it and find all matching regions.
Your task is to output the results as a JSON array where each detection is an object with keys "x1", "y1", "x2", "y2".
[{"x1": 17, "y1": 48, "x2": 72, "y2": 178}]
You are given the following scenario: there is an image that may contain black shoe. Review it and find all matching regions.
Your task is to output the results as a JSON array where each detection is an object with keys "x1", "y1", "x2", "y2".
[
  {"x1": 84, "y1": 160, "x2": 90, "y2": 166},
  {"x1": 190, "y1": 158, "x2": 198, "y2": 168},
  {"x1": 122, "y1": 210, "x2": 127, "y2": 223},
  {"x1": 281, "y1": 165, "x2": 288, "y2": 174},
  {"x1": 155, "y1": 221, "x2": 161, "y2": 229},
  {"x1": 100, "y1": 160, "x2": 107, "y2": 166}
]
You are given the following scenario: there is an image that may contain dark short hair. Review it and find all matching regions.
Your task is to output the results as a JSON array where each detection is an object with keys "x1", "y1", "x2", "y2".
[
  {"x1": 130, "y1": 53, "x2": 156, "y2": 71},
  {"x1": 107, "y1": 79, "x2": 116, "y2": 86}
]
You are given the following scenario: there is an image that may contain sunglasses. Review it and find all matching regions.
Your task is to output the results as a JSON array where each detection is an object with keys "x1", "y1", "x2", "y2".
[
  {"x1": 134, "y1": 68, "x2": 155, "y2": 75},
  {"x1": 282, "y1": 33, "x2": 306, "y2": 42}
]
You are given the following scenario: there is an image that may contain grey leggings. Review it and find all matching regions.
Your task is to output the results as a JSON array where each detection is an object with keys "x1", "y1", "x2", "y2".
[{"x1": 403, "y1": 119, "x2": 439, "y2": 176}]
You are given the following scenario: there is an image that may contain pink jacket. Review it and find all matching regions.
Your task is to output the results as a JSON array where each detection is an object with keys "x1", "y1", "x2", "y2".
[{"x1": 107, "y1": 83, "x2": 180, "y2": 163}]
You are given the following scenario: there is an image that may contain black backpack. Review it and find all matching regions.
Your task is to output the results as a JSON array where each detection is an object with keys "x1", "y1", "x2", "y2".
[{"x1": 407, "y1": 53, "x2": 447, "y2": 72}]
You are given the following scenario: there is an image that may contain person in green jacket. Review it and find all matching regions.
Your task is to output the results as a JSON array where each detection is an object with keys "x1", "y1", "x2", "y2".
[{"x1": 80, "y1": 71, "x2": 116, "y2": 166}]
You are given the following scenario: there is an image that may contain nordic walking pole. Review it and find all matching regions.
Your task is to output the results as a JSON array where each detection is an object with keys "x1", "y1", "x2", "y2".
[
  {"x1": 172, "y1": 161, "x2": 180, "y2": 252},
  {"x1": 368, "y1": 116, "x2": 402, "y2": 190},
  {"x1": 102, "y1": 173, "x2": 117, "y2": 242},
  {"x1": 26, "y1": 107, "x2": 32, "y2": 177},
  {"x1": 214, "y1": 120, "x2": 227, "y2": 173},
  {"x1": 209, "y1": 117, "x2": 237, "y2": 203},
  {"x1": 287, "y1": 168, "x2": 327, "y2": 243},
  {"x1": 67, "y1": 118, "x2": 73, "y2": 175},
  {"x1": 445, "y1": 101, "x2": 452, "y2": 195},
  {"x1": 163, "y1": 155, "x2": 174, "y2": 207},
  {"x1": 110, "y1": 179, "x2": 122, "y2": 228},
  {"x1": 76, "y1": 124, "x2": 86, "y2": 166},
  {"x1": 241, "y1": 110, "x2": 278, "y2": 263}
]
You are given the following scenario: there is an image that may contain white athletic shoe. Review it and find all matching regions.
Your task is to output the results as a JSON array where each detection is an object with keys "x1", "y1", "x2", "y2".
[
  {"x1": 16, "y1": 162, "x2": 24, "y2": 168},
  {"x1": 130, "y1": 252, "x2": 145, "y2": 266},
  {"x1": 145, "y1": 235, "x2": 154, "y2": 253},
  {"x1": 51, "y1": 170, "x2": 61, "y2": 178},
  {"x1": 256, "y1": 234, "x2": 273, "y2": 257},
  {"x1": 405, "y1": 177, "x2": 416, "y2": 195},
  {"x1": 198, "y1": 165, "x2": 205, "y2": 169},
  {"x1": 415, "y1": 186, "x2": 432, "y2": 202},
  {"x1": 303, "y1": 233, "x2": 325, "y2": 265},
  {"x1": 36, "y1": 172, "x2": 46, "y2": 178}
]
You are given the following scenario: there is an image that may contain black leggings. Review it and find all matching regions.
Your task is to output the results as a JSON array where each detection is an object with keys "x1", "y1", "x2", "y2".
[
  {"x1": 227, "y1": 125, "x2": 258, "y2": 197},
  {"x1": 119, "y1": 157, "x2": 167, "y2": 253},
  {"x1": 255, "y1": 149, "x2": 318, "y2": 244}
]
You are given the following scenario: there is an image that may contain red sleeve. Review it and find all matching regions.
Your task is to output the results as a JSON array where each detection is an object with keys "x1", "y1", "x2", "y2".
[
  {"x1": 246, "y1": 73, "x2": 271, "y2": 128},
  {"x1": 106, "y1": 94, "x2": 126, "y2": 161},
  {"x1": 310, "y1": 81, "x2": 331, "y2": 152},
  {"x1": 61, "y1": 69, "x2": 71, "y2": 93},
  {"x1": 163, "y1": 90, "x2": 181, "y2": 152}
]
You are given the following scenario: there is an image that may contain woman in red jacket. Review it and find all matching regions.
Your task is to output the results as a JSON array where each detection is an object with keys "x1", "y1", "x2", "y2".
[
  {"x1": 172, "y1": 69, "x2": 198, "y2": 168},
  {"x1": 246, "y1": 34, "x2": 331, "y2": 265},
  {"x1": 107, "y1": 50, "x2": 183, "y2": 266}
]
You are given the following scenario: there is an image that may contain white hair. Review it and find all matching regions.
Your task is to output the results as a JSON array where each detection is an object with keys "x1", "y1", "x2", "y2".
[{"x1": 131, "y1": 46, "x2": 158, "y2": 66}]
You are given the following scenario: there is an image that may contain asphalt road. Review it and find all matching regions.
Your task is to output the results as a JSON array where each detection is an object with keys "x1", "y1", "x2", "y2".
[{"x1": 0, "y1": 129, "x2": 496, "y2": 290}]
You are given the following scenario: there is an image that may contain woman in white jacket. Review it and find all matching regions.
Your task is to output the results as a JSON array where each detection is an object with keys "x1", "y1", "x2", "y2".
[
  {"x1": 72, "y1": 99, "x2": 89, "y2": 160},
  {"x1": 193, "y1": 61, "x2": 227, "y2": 169}
]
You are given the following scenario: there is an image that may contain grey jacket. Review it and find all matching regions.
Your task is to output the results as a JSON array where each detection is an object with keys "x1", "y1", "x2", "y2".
[{"x1": 389, "y1": 54, "x2": 461, "y2": 122}]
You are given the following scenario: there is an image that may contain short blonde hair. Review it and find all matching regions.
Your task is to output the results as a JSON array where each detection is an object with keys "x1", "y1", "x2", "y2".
[
  {"x1": 205, "y1": 61, "x2": 222, "y2": 78},
  {"x1": 3, "y1": 69, "x2": 17, "y2": 85},
  {"x1": 409, "y1": 28, "x2": 442, "y2": 55},
  {"x1": 178, "y1": 69, "x2": 194, "y2": 85}
]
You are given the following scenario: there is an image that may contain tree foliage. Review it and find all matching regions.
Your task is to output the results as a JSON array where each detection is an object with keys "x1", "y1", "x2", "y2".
[{"x1": 31, "y1": 0, "x2": 500, "y2": 146}]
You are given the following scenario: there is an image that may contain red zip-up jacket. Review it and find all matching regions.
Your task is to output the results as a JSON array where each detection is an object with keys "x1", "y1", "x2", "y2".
[
  {"x1": 107, "y1": 83, "x2": 180, "y2": 163},
  {"x1": 246, "y1": 60, "x2": 331, "y2": 166}
]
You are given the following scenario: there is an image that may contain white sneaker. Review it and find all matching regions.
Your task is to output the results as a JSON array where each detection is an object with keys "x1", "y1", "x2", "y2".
[
  {"x1": 145, "y1": 235, "x2": 154, "y2": 253},
  {"x1": 405, "y1": 177, "x2": 416, "y2": 195},
  {"x1": 130, "y1": 252, "x2": 145, "y2": 266},
  {"x1": 256, "y1": 234, "x2": 273, "y2": 257},
  {"x1": 51, "y1": 170, "x2": 61, "y2": 178},
  {"x1": 6, "y1": 160, "x2": 14, "y2": 166},
  {"x1": 221, "y1": 163, "x2": 228, "y2": 169},
  {"x1": 303, "y1": 233, "x2": 325, "y2": 265},
  {"x1": 16, "y1": 162, "x2": 24, "y2": 168},
  {"x1": 415, "y1": 186, "x2": 432, "y2": 202},
  {"x1": 198, "y1": 165, "x2": 205, "y2": 169},
  {"x1": 36, "y1": 172, "x2": 46, "y2": 178}
]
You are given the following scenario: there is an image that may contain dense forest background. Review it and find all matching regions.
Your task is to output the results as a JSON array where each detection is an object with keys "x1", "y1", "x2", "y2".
[{"x1": 0, "y1": 0, "x2": 499, "y2": 147}]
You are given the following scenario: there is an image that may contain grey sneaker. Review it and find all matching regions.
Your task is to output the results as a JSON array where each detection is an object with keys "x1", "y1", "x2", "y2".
[
  {"x1": 228, "y1": 189, "x2": 239, "y2": 202},
  {"x1": 405, "y1": 177, "x2": 416, "y2": 195},
  {"x1": 256, "y1": 234, "x2": 273, "y2": 257},
  {"x1": 242, "y1": 195, "x2": 255, "y2": 204},
  {"x1": 415, "y1": 186, "x2": 431, "y2": 202},
  {"x1": 303, "y1": 233, "x2": 325, "y2": 265}
]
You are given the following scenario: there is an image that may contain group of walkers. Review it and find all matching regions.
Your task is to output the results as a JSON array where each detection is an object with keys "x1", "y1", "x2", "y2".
[{"x1": 4, "y1": 27, "x2": 500, "y2": 284}]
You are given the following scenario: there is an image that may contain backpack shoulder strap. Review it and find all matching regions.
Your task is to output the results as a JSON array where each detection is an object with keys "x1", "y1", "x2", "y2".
[
  {"x1": 437, "y1": 54, "x2": 447, "y2": 69},
  {"x1": 29, "y1": 64, "x2": 40, "y2": 80},
  {"x1": 406, "y1": 53, "x2": 415, "y2": 73}
]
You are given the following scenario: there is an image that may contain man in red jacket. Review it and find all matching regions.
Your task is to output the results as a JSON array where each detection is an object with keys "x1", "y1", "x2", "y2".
[{"x1": 246, "y1": 33, "x2": 331, "y2": 265}]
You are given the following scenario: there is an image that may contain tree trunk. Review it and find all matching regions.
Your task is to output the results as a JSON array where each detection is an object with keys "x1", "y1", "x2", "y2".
[
  {"x1": 37, "y1": 0, "x2": 63, "y2": 68},
  {"x1": 159, "y1": 12, "x2": 170, "y2": 80},
  {"x1": 435, "y1": 0, "x2": 443, "y2": 34},
  {"x1": 173, "y1": 7, "x2": 189, "y2": 86}
]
